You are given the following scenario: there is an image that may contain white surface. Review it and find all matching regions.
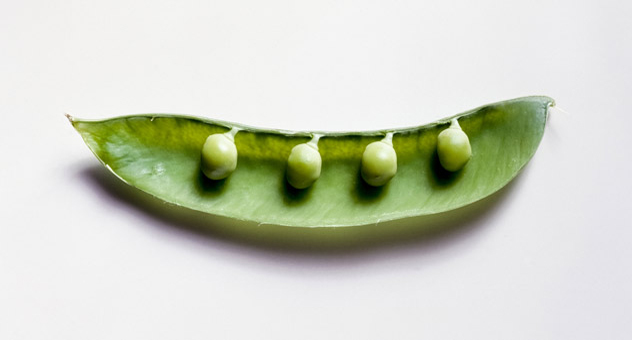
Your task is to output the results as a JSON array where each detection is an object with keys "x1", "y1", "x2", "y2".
[{"x1": 1, "y1": 1, "x2": 631, "y2": 339}]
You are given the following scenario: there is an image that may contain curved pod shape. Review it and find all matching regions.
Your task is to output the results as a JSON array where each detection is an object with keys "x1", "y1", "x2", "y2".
[{"x1": 69, "y1": 96, "x2": 554, "y2": 227}]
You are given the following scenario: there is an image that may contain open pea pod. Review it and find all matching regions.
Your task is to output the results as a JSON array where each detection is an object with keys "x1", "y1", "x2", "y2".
[{"x1": 69, "y1": 96, "x2": 554, "y2": 227}]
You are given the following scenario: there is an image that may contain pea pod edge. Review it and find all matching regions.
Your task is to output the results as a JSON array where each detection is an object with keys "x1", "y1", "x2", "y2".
[{"x1": 69, "y1": 96, "x2": 554, "y2": 227}]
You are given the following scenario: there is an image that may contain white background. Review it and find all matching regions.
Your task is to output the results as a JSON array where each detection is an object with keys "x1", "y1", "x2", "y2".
[{"x1": 1, "y1": 1, "x2": 631, "y2": 339}]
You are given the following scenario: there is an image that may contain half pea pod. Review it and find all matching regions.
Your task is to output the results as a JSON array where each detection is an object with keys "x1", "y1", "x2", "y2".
[{"x1": 68, "y1": 96, "x2": 554, "y2": 227}]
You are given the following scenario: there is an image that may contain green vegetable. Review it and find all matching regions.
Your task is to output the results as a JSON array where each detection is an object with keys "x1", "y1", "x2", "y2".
[
  {"x1": 286, "y1": 137, "x2": 322, "y2": 189},
  {"x1": 201, "y1": 129, "x2": 238, "y2": 180},
  {"x1": 68, "y1": 96, "x2": 553, "y2": 227},
  {"x1": 437, "y1": 119, "x2": 472, "y2": 172},
  {"x1": 361, "y1": 134, "x2": 397, "y2": 187}
]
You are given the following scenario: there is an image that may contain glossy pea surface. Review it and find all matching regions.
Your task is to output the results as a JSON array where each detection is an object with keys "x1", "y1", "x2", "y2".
[
  {"x1": 437, "y1": 119, "x2": 471, "y2": 172},
  {"x1": 361, "y1": 140, "x2": 397, "y2": 187},
  {"x1": 70, "y1": 96, "x2": 553, "y2": 227},
  {"x1": 201, "y1": 133, "x2": 237, "y2": 180},
  {"x1": 287, "y1": 143, "x2": 321, "y2": 189}
]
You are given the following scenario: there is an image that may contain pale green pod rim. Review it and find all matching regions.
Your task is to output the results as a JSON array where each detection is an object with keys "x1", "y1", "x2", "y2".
[{"x1": 68, "y1": 96, "x2": 554, "y2": 227}]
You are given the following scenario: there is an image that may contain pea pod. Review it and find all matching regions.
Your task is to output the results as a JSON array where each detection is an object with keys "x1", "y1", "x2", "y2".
[{"x1": 68, "y1": 96, "x2": 553, "y2": 227}]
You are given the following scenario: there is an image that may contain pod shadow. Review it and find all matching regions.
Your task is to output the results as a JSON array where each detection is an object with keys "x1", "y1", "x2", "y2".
[
  {"x1": 281, "y1": 169, "x2": 312, "y2": 205},
  {"x1": 429, "y1": 150, "x2": 463, "y2": 187},
  {"x1": 77, "y1": 164, "x2": 522, "y2": 256},
  {"x1": 353, "y1": 170, "x2": 387, "y2": 203},
  {"x1": 195, "y1": 170, "x2": 229, "y2": 197}
]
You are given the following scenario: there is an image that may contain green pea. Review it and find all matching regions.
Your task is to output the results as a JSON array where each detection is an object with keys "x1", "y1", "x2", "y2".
[
  {"x1": 361, "y1": 134, "x2": 397, "y2": 187},
  {"x1": 286, "y1": 137, "x2": 322, "y2": 189},
  {"x1": 201, "y1": 131, "x2": 238, "y2": 180},
  {"x1": 437, "y1": 118, "x2": 471, "y2": 172}
]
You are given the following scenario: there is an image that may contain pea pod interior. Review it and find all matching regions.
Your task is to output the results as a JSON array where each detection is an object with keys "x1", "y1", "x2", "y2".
[{"x1": 69, "y1": 96, "x2": 554, "y2": 227}]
